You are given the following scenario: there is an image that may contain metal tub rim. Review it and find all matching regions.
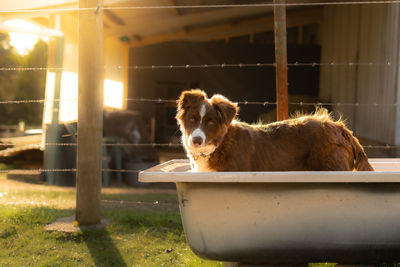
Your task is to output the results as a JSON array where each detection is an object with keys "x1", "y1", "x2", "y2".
[{"x1": 139, "y1": 159, "x2": 400, "y2": 183}]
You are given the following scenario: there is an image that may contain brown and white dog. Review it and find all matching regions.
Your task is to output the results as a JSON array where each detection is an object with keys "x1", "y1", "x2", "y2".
[{"x1": 176, "y1": 89, "x2": 374, "y2": 172}]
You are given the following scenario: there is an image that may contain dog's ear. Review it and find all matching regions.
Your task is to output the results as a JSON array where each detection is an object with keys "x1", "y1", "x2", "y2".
[
  {"x1": 211, "y1": 94, "x2": 238, "y2": 126},
  {"x1": 177, "y1": 89, "x2": 207, "y2": 110}
]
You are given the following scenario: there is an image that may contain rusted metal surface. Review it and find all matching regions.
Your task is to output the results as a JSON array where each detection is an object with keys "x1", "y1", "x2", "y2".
[
  {"x1": 140, "y1": 159, "x2": 400, "y2": 264},
  {"x1": 274, "y1": 0, "x2": 288, "y2": 121}
]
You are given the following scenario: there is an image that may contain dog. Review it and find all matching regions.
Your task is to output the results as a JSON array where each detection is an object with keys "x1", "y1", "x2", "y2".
[{"x1": 176, "y1": 89, "x2": 374, "y2": 172}]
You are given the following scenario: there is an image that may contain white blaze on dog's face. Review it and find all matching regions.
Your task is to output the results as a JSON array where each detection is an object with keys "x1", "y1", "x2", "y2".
[{"x1": 176, "y1": 89, "x2": 238, "y2": 157}]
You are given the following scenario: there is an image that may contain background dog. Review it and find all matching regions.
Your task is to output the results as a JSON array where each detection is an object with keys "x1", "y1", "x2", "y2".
[{"x1": 176, "y1": 89, "x2": 374, "y2": 172}]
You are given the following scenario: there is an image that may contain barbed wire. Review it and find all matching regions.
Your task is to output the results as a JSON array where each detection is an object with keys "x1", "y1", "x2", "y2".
[
  {"x1": 121, "y1": 62, "x2": 394, "y2": 69},
  {"x1": 1, "y1": 1, "x2": 400, "y2": 14},
  {"x1": 0, "y1": 62, "x2": 394, "y2": 72},
  {"x1": 0, "y1": 142, "x2": 182, "y2": 147},
  {"x1": 0, "y1": 99, "x2": 62, "y2": 104},
  {"x1": 0, "y1": 97, "x2": 397, "y2": 107},
  {"x1": 364, "y1": 145, "x2": 400, "y2": 149},
  {"x1": 1, "y1": 168, "x2": 76, "y2": 173},
  {"x1": 105, "y1": 1, "x2": 400, "y2": 9},
  {"x1": 0, "y1": 67, "x2": 63, "y2": 71},
  {"x1": 2, "y1": 154, "x2": 400, "y2": 174},
  {"x1": 287, "y1": 102, "x2": 398, "y2": 107},
  {"x1": 0, "y1": 142, "x2": 398, "y2": 150},
  {"x1": 0, "y1": 99, "x2": 45, "y2": 104},
  {"x1": 0, "y1": 168, "x2": 142, "y2": 173}
]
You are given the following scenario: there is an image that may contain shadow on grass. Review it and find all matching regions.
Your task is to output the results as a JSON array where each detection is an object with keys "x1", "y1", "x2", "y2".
[
  {"x1": 1, "y1": 206, "x2": 128, "y2": 267},
  {"x1": 83, "y1": 228, "x2": 127, "y2": 267},
  {"x1": 2, "y1": 204, "x2": 182, "y2": 266}
]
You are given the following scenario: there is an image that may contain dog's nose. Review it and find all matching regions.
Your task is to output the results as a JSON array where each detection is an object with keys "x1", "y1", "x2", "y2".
[{"x1": 191, "y1": 136, "x2": 203, "y2": 146}]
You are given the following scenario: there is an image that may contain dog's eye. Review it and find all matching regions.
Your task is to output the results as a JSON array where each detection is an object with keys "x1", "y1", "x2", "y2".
[{"x1": 205, "y1": 119, "x2": 214, "y2": 126}]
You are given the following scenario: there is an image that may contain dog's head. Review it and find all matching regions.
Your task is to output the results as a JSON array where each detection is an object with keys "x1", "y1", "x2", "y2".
[{"x1": 176, "y1": 89, "x2": 238, "y2": 156}]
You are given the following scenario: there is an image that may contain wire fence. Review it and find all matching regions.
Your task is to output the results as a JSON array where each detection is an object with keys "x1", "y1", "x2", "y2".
[
  {"x1": 0, "y1": 0, "x2": 399, "y2": 177},
  {"x1": 1, "y1": 0, "x2": 400, "y2": 14},
  {"x1": 1, "y1": 168, "x2": 143, "y2": 174},
  {"x1": 0, "y1": 142, "x2": 399, "y2": 149},
  {"x1": 0, "y1": 61, "x2": 395, "y2": 72},
  {"x1": 0, "y1": 97, "x2": 398, "y2": 106}
]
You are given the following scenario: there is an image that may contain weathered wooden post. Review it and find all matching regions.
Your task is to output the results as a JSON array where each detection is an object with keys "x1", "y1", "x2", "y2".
[
  {"x1": 76, "y1": 0, "x2": 104, "y2": 225},
  {"x1": 273, "y1": 0, "x2": 289, "y2": 121}
]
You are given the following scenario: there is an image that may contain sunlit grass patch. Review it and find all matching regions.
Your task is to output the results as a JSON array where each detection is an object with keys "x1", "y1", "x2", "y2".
[
  {"x1": 0, "y1": 175, "x2": 222, "y2": 266},
  {"x1": 101, "y1": 193, "x2": 178, "y2": 203},
  {"x1": 0, "y1": 205, "x2": 223, "y2": 267}
]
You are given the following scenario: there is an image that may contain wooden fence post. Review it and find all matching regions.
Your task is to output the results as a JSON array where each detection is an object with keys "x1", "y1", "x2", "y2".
[
  {"x1": 274, "y1": 0, "x2": 289, "y2": 121},
  {"x1": 76, "y1": 0, "x2": 104, "y2": 225}
]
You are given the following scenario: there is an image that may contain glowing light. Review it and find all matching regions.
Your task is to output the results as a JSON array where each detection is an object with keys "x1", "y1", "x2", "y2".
[
  {"x1": 104, "y1": 79, "x2": 124, "y2": 109},
  {"x1": 59, "y1": 72, "x2": 78, "y2": 123},
  {"x1": 25, "y1": 129, "x2": 43, "y2": 135},
  {"x1": 57, "y1": 72, "x2": 124, "y2": 123},
  {"x1": 44, "y1": 72, "x2": 56, "y2": 124},
  {"x1": 3, "y1": 19, "x2": 49, "y2": 55}
]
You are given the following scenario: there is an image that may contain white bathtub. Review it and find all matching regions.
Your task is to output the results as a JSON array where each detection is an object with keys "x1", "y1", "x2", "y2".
[{"x1": 139, "y1": 159, "x2": 400, "y2": 265}]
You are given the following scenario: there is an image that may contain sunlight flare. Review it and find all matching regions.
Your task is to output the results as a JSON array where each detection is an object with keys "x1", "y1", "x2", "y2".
[{"x1": 3, "y1": 19, "x2": 49, "y2": 55}]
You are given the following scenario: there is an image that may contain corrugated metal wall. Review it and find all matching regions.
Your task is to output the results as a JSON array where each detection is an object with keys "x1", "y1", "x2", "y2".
[{"x1": 320, "y1": 4, "x2": 400, "y2": 145}]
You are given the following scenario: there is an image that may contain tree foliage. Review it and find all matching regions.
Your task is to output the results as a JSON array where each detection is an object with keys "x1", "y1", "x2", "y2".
[{"x1": 0, "y1": 32, "x2": 48, "y2": 126}]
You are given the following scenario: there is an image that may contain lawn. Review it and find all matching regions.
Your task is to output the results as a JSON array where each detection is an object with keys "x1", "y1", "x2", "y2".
[
  {"x1": 3, "y1": 174, "x2": 397, "y2": 267},
  {"x1": 0, "y1": 173, "x2": 223, "y2": 266}
]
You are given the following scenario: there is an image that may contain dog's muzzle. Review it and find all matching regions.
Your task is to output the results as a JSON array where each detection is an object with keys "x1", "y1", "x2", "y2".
[
  {"x1": 191, "y1": 136, "x2": 203, "y2": 147},
  {"x1": 189, "y1": 128, "x2": 206, "y2": 147}
]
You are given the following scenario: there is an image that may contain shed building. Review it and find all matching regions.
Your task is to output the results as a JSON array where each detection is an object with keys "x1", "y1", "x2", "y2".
[{"x1": 0, "y1": 1, "x2": 399, "y2": 185}]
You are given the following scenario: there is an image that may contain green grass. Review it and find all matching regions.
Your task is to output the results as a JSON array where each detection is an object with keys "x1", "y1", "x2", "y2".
[
  {"x1": 101, "y1": 193, "x2": 178, "y2": 203},
  {"x1": 0, "y1": 163, "x2": 15, "y2": 171},
  {"x1": 6, "y1": 189, "x2": 76, "y2": 200},
  {"x1": 3, "y1": 175, "x2": 399, "y2": 267},
  {"x1": 0, "y1": 173, "x2": 223, "y2": 267},
  {"x1": 0, "y1": 205, "x2": 222, "y2": 267}
]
